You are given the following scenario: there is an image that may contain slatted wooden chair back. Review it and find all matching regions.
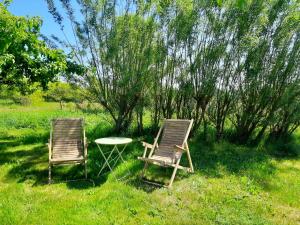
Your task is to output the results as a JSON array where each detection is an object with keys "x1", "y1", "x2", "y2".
[
  {"x1": 155, "y1": 119, "x2": 193, "y2": 159},
  {"x1": 51, "y1": 118, "x2": 84, "y2": 161}
]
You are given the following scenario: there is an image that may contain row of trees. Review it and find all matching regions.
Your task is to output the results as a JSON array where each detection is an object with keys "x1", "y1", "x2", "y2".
[
  {"x1": 0, "y1": 0, "x2": 298, "y2": 143},
  {"x1": 45, "y1": 0, "x2": 300, "y2": 143}
]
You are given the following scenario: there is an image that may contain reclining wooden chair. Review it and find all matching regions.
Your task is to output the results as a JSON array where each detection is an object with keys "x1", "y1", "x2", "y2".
[
  {"x1": 48, "y1": 118, "x2": 87, "y2": 183},
  {"x1": 138, "y1": 119, "x2": 194, "y2": 188}
]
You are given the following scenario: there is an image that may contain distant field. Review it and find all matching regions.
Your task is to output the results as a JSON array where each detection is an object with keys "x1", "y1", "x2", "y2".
[{"x1": 0, "y1": 101, "x2": 299, "y2": 224}]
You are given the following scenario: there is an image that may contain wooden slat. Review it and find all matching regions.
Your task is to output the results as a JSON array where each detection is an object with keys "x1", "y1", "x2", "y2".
[
  {"x1": 53, "y1": 127, "x2": 82, "y2": 129},
  {"x1": 53, "y1": 128, "x2": 82, "y2": 131},
  {"x1": 53, "y1": 150, "x2": 83, "y2": 156},
  {"x1": 53, "y1": 135, "x2": 82, "y2": 140},
  {"x1": 52, "y1": 155, "x2": 83, "y2": 160},
  {"x1": 138, "y1": 156, "x2": 172, "y2": 166},
  {"x1": 52, "y1": 118, "x2": 83, "y2": 141},
  {"x1": 155, "y1": 120, "x2": 192, "y2": 159},
  {"x1": 150, "y1": 155, "x2": 173, "y2": 164},
  {"x1": 50, "y1": 156, "x2": 84, "y2": 163}
]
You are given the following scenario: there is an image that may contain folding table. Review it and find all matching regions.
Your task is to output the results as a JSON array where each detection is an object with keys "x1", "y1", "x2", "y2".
[{"x1": 95, "y1": 137, "x2": 132, "y2": 177}]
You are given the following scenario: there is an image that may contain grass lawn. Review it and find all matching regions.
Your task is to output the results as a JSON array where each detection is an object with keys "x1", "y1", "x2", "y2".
[{"x1": 0, "y1": 101, "x2": 299, "y2": 224}]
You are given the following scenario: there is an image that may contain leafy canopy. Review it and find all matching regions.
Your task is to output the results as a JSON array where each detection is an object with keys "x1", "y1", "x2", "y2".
[{"x1": 0, "y1": 3, "x2": 67, "y2": 93}]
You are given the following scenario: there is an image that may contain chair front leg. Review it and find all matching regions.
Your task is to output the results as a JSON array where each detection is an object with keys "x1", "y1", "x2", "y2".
[
  {"x1": 84, "y1": 138, "x2": 88, "y2": 179},
  {"x1": 84, "y1": 161, "x2": 87, "y2": 179},
  {"x1": 141, "y1": 142, "x2": 153, "y2": 158},
  {"x1": 142, "y1": 146, "x2": 148, "y2": 158},
  {"x1": 168, "y1": 157, "x2": 181, "y2": 188}
]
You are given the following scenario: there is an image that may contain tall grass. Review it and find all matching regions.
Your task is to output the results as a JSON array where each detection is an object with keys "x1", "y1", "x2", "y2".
[{"x1": 0, "y1": 102, "x2": 113, "y2": 142}]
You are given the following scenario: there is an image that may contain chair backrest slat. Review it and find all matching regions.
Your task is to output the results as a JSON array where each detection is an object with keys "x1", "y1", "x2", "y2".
[
  {"x1": 156, "y1": 119, "x2": 193, "y2": 158},
  {"x1": 51, "y1": 118, "x2": 84, "y2": 159}
]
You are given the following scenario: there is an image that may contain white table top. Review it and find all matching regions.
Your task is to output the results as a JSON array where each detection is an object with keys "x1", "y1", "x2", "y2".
[{"x1": 95, "y1": 137, "x2": 133, "y2": 145}]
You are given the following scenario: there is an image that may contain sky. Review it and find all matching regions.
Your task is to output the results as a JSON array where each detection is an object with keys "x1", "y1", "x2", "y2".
[{"x1": 8, "y1": 0, "x2": 78, "y2": 46}]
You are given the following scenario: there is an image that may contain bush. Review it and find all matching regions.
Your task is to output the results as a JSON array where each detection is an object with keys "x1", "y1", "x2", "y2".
[
  {"x1": 12, "y1": 96, "x2": 31, "y2": 106},
  {"x1": 265, "y1": 135, "x2": 300, "y2": 157},
  {"x1": 28, "y1": 90, "x2": 44, "y2": 105}
]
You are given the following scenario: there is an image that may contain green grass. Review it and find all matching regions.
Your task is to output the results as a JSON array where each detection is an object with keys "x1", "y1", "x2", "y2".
[{"x1": 0, "y1": 102, "x2": 299, "y2": 224}]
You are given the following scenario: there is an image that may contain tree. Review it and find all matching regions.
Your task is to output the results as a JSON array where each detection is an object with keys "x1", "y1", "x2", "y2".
[
  {"x1": 269, "y1": 82, "x2": 300, "y2": 139},
  {"x1": 231, "y1": 0, "x2": 300, "y2": 143},
  {"x1": 0, "y1": 2, "x2": 67, "y2": 93},
  {"x1": 47, "y1": 0, "x2": 156, "y2": 133},
  {"x1": 46, "y1": 82, "x2": 79, "y2": 109}
]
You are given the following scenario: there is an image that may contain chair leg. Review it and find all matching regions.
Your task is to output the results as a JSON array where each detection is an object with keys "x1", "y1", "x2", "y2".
[
  {"x1": 168, "y1": 158, "x2": 181, "y2": 188},
  {"x1": 185, "y1": 143, "x2": 194, "y2": 173},
  {"x1": 48, "y1": 163, "x2": 51, "y2": 184},
  {"x1": 140, "y1": 162, "x2": 149, "y2": 179},
  {"x1": 84, "y1": 161, "x2": 87, "y2": 179}
]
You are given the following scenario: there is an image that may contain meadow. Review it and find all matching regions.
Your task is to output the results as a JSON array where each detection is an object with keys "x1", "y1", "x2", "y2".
[{"x1": 0, "y1": 100, "x2": 299, "y2": 225}]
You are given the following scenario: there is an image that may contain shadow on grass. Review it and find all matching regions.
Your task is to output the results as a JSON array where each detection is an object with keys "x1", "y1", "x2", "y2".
[
  {"x1": 0, "y1": 138, "x2": 95, "y2": 187},
  {"x1": 0, "y1": 141, "x2": 46, "y2": 165},
  {"x1": 0, "y1": 140, "x2": 25, "y2": 152},
  {"x1": 124, "y1": 133, "x2": 278, "y2": 192},
  {"x1": 0, "y1": 138, "x2": 138, "y2": 189},
  {"x1": 0, "y1": 143, "x2": 48, "y2": 185},
  {"x1": 113, "y1": 160, "x2": 164, "y2": 193},
  {"x1": 186, "y1": 136, "x2": 277, "y2": 190},
  {"x1": 0, "y1": 128, "x2": 279, "y2": 192},
  {"x1": 264, "y1": 135, "x2": 300, "y2": 158},
  {"x1": 0, "y1": 132, "x2": 49, "y2": 146}
]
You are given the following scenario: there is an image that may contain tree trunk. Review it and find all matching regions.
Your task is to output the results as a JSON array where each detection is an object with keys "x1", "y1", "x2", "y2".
[
  {"x1": 136, "y1": 108, "x2": 143, "y2": 135},
  {"x1": 59, "y1": 101, "x2": 63, "y2": 110}
]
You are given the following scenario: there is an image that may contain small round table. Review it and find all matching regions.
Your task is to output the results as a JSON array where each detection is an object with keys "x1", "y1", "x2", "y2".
[{"x1": 95, "y1": 137, "x2": 132, "y2": 177}]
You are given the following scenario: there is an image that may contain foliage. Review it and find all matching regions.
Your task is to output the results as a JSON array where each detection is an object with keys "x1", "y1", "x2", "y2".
[
  {"x1": 0, "y1": 3, "x2": 67, "y2": 93},
  {"x1": 45, "y1": 82, "x2": 83, "y2": 109},
  {"x1": 46, "y1": 0, "x2": 300, "y2": 142},
  {"x1": 269, "y1": 83, "x2": 300, "y2": 139},
  {"x1": 0, "y1": 84, "x2": 44, "y2": 106}
]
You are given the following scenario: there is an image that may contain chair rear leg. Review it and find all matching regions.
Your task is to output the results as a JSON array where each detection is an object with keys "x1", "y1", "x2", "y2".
[
  {"x1": 185, "y1": 143, "x2": 194, "y2": 173},
  {"x1": 48, "y1": 163, "x2": 51, "y2": 184},
  {"x1": 140, "y1": 162, "x2": 149, "y2": 179}
]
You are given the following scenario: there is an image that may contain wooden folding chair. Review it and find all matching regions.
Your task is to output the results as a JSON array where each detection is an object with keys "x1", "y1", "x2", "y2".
[
  {"x1": 48, "y1": 118, "x2": 88, "y2": 183},
  {"x1": 138, "y1": 119, "x2": 194, "y2": 188}
]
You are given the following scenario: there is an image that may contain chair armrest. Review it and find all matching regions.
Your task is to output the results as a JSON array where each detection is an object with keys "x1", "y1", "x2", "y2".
[
  {"x1": 141, "y1": 141, "x2": 153, "y2": 149},
  {"x1": 47, "y1": 139, "x2": 51, "y2": 147},
  {"x1": 141, "y1": 141, "x2": 155, "y2": 158},
  {"x1": 174, "y1": 145, "x2": 186, "y2": 152}
]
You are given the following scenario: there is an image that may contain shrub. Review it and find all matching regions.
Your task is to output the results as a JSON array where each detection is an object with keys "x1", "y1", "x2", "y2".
[
  {"x1": 265, "y1": 135, "x2": 300, "y2": 157},
  {"x1": 12, "y1": 96, "x2": 31, "y2": 106}
]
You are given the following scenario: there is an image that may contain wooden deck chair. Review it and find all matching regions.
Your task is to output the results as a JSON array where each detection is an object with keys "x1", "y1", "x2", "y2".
[
  {"x1": 138, "y1": 119, "x2": 194, "y2": 188},
  {"x1": 48, "y1": 118, "x2": 87, "y2": 183}
]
